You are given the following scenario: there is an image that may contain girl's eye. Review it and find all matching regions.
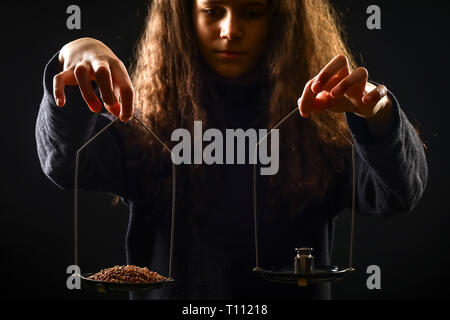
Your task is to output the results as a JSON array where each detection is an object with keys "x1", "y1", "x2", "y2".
[
  {"x1": 201, "y1": 8, "x2": 223, "y2": 17},
  {"x1": 244, "y1": 11, "x2": 263, "y2": 19},
  {"x1": 201, "y1": 8, "x2": 265, "y2": 20}
]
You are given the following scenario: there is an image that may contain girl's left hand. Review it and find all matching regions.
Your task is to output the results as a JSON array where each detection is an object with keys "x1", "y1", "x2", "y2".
[{"x1": 297, "y1": 55, "x2": 391, "y2": 119}]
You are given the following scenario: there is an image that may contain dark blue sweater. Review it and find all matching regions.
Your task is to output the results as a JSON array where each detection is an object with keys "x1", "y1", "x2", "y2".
[{"x1": 36, "y1": 52, "x2": 428, "y2": 300}]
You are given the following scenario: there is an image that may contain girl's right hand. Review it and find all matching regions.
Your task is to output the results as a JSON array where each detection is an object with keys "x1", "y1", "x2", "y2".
[{"x1": 53, "y1": 37, "x2": 134, "y2": 122}]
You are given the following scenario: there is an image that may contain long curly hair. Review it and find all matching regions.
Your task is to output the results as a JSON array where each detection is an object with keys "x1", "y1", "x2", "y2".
[{"x1": 120, "y1": 0, "x2": 357, "y2": 217}]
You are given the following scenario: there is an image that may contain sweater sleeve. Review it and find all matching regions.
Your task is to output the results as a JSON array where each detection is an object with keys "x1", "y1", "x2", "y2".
[
  {"x1": 337, "y1": 87, "x2": 428, "y2": 217},
  {"x1": 35, "y1": 51, "x2": 136, "y2": 199}
]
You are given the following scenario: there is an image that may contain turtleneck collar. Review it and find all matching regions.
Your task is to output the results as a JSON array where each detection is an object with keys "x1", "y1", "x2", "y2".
[
  {"x1": 198, "y1": 57, "x2": 265, "y2": 89},
  {"x1": 196, "y1": 59, "x2": 267, "y2": 130}
]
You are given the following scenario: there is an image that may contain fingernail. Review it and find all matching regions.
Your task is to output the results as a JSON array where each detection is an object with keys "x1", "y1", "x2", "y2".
[
  {"x1": 300, "y1": 110, "x2": 309, "y2": 118},
  {"x1": 111, "y1": 102, "x2": 121, "y2": 117},
  {"x1": 312, "y1": 80, "x2": 321, "y2": 92},
  {"x1": 119, "y1": 112, "x2": 127, "y2": 122},
  {"x1": 93, "y1": 101, "x2": 103, "y2": 113}
]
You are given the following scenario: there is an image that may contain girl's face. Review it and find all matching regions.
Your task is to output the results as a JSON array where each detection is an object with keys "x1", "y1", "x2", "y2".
[{"x1": 193, "y1": 0, "x2": 271, "y2": 81}]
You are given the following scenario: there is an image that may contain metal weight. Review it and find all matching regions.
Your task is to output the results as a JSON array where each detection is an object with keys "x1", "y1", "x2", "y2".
[{"x1": 294, "y1": 248, "x2": 314, "y2": 274}]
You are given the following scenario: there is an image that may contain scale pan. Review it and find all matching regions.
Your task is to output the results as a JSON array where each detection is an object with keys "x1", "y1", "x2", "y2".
[
  {"x1": 80, "y1": 273, "x2": 174, "y2": 293},
  {"x1": 254, "y1": 266, "x2": 353, "y2": 285}
]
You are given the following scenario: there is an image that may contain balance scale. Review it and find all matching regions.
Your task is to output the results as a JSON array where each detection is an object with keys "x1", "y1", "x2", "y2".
[{"x1": 73, "y1": 107, "x2": 356, "y2": 293}]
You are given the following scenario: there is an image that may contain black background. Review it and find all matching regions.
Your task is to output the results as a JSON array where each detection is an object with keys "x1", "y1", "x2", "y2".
[{"x1": 1, "y1": 1, "x2": 449, "y2": 301}]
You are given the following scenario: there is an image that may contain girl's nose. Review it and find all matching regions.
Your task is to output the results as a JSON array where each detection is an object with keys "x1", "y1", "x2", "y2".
[{"x1": 220, "y1": 12, "x2": 243, "y2": 40}]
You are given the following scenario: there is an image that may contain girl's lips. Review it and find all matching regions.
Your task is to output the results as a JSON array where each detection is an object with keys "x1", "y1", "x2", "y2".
[{"x1": 215, "y1": 51, "x2": 245, "y2": 58}]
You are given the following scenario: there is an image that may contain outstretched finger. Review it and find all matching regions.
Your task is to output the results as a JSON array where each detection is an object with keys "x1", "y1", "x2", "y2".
[
  {"x1": 111, "y1": 61, "x2": 135, "y2": 122},
  {"x1": 91, "y1": 60, "x2": 120, "y2": 118},
  {"x1": 312, "y1": 55, "x2": 349, "y2": 94},
  {"x1": 330, "y1": 67, "x2": 368, "y2": 100},
  {"x1": 53, "y1": 70, "x2": 74, "y2": 107},
  {"x1": 322, "y1": 66, "x2": 351, "y2": 93},
  {"x1": 74, "y1": 63, "x2": 103, "y2": 113}
]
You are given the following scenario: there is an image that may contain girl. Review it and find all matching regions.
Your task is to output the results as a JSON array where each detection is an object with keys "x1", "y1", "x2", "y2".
[{"x1": 36, "y1": 0, "x2": 427, "y2": 299}]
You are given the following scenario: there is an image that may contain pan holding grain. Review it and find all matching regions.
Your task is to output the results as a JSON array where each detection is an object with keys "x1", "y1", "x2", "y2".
[{"x1": 88, "y1": 265, "x2": 166, "y2": 283}]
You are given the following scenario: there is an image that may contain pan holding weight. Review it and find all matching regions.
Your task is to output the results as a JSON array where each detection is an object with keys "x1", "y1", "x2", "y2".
[{"x1": 254, "y1": 266, "x2": 353, "y2": 287}]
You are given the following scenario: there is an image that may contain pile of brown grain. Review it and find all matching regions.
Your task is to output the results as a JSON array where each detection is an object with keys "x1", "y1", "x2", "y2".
[{"x1": 88, "y1": 265, "x2": 166, "y2": 283}]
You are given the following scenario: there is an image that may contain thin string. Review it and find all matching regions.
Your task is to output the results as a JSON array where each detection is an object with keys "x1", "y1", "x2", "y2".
[
  {"x1": 252, "y1": 107, "x2": 299, "y2": 270},
  {"x1": 74, "y1": 119, "x2": 119, "y2": 268},
  {"x1": 74, "y1": 116, "x2": 176, "y2": 280},
  {"x1": 253, "y1": 106, "x2": 356, "y2": 272}
]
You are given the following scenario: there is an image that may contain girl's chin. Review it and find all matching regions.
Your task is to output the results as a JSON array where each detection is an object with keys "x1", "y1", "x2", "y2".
[
  {"x1": 213, "y1": 67, "x2": 257, "y2": 83},
  {"x1": 215, "y1": 69, "x2": 247, "y2": 79}
]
